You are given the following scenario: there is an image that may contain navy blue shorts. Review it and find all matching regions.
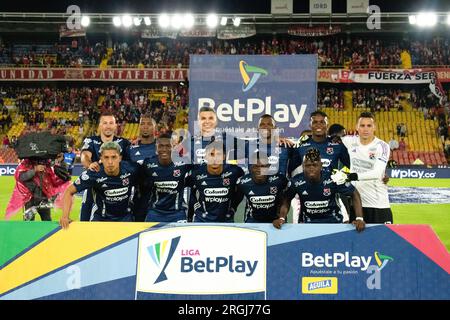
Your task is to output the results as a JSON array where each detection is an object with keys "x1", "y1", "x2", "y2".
[
  {"x1": 91, "y1": 213, "x2": 134, "y2": 222},
  {"x1": 245, "y1": 216, "x2": 277, "y2": 223},
  {"x1": 145, "y1": 209, "x2": 187, "y2": 223},
  {"x1": 80, "y1": 189, "x2": 94, "y2": 222}
]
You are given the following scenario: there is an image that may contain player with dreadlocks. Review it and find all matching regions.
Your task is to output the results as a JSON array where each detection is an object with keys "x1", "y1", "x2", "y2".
[{"x1": 273, "y1": 148, "x2": 365, "y2": 232}]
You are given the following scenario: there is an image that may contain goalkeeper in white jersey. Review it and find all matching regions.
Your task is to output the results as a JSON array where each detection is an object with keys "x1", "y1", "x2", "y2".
[{"x1": 332, "y1": 112, "x2": 393, "y2": 224}]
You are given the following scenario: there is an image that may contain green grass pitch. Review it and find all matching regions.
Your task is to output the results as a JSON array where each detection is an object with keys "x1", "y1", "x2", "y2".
[{"x1": 0, "y1": 176, "x2": 449, "y2": 251}]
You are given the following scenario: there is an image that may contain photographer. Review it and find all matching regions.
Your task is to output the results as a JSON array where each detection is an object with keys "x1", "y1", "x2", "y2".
[
  {"x1": 6, "y1": 157, "x2": 71, "y2": 221},
  {"x1": 6, "y1": 131, "x2": 72, "y2": 221}
]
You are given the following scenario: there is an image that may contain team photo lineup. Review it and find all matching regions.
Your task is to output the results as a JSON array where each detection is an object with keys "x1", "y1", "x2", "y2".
[
  {"x1": 13, "y1": 107, "x2": 390, "y2": 232},
  {"x1": 0, "y1": 1, "x2": 449, "y2": 248}
]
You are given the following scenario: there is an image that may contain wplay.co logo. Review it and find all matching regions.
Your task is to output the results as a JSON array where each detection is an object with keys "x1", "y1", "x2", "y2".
[{"x1": 239, "y1": 60, "x2": 268, "y2": 92}]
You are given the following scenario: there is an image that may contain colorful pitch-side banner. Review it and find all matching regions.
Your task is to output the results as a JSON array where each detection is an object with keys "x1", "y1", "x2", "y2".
[
  {"x1": 2, "y1": 165, "x2": 450, "y2": 179},
  {"x1": 0, "y1": 223, "x2": 449, "y2": 300},
  {"x1": 188, "y1": 55, "x2": 318, "y2": 138}
]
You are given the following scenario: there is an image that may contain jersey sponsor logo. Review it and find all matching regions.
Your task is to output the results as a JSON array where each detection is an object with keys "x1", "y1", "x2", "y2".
[
  {"x1": 323, "y1": 188, "x2": 331, "y2": 196},
  {"x1": 302, "y1": 277, "x2": 338, "y2": 294},
  {"x1": 96, "y1": 177, "x2": 107, "y2": 183},
  {"x1": 155, "y1": 181, "x2": 179, "y2": 189},
  {"x1": 323, "y1": 179, "x2": 333, "y2": 185},
  {"x1": 250, "y1": 195, "x2": 275, "y2": 204},
  {"x1": 204, "y1": 188, "x2": 229, "y2": 196},
  {"x1": 295, "y1": 180, "x2": 306, "y2": 187},
  {"x1": 196, "y1": 149, "x2": 206, "y2": 157},
  {"x1": 147, "y1": 163, "x2": 158, "y2": 168},
  {"x1": 268, "y1": 155, "x2": 278, "y2": 164},
  {"x1": 270, "y1": 186, "x2": 278, "y2": 194},
  {"x1": 222, "y1": 171, "x2": 233, "y2": 178},
  {"x1": 240, "y1": 177, "x2": 252, "y2": 184},
  {"x1": 321, "y1": 159, "x2": 331, "y2": 168},
  {"x1": 120, "y1": 173, "x2": 131, "y2": 179},
  {"x1": 173, "y1": 169, "x2": 181, "y2": 177},
  {"x1": 104, "y1": 187, "x2": 129, "y2": 197},
  {"x1": 268, "y1": 175, "x2": 279, "y2": 183},
  {"x1": 93, "y1": 140, "x2": 102, "y2": 145},
  {"x1": 326, "y1": 147, "x2": 334, "y2": 155},
  {"x1": 122, "y1": 178, "x2": 129, "y2": 186},
  {"x1": 196, "y1": 174, "x2": 208, "y2": 180},
  {"x1": 304, "y1": 200, "x2": 329, "y2": 208}
]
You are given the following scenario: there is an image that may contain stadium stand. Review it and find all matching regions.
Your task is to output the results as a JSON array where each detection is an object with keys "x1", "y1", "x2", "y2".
[{"x1": 0, "y1": 35, "x2": 449, "y2": 68}]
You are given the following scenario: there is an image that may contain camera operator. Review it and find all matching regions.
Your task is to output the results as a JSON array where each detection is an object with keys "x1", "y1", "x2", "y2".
[{"x1": 6, "y1": 156, "x2": 71, "y2": 221}]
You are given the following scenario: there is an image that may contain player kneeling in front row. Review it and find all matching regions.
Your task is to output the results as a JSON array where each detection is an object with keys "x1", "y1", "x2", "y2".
[
  {"x1": 235, "y1": 152, "x2": 288, "y2": 223},
  {"x1": 60, "y1": 141, "x2": 141, "y2": 228},
  {"x1": 273, "y1": 148, "x2": 365, "y2": 232}
]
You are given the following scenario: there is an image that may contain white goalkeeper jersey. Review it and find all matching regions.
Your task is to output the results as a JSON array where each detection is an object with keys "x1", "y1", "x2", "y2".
[{"x1": 342, "y1": 135, "x2": 391, "y2": 209}]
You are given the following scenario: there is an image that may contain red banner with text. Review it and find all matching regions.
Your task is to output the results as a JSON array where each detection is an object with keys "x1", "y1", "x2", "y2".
[{"x1": 0, "y1": 68, "x2": 188, "y2": 82}]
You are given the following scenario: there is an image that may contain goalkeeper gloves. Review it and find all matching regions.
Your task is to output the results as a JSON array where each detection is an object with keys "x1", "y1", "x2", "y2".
[{"x1": 331, "y1": 169, "x2": 358, "y2": 185}]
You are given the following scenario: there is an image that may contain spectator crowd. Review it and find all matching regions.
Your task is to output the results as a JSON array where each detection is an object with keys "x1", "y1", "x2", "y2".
[{"x1": 0, "y1": 35, "x2": 449, "y2": 68}]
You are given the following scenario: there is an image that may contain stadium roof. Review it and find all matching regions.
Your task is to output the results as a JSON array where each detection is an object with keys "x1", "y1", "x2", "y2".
[{"x1": 0, "y1": 0, "x2": 449, "y2": 14}]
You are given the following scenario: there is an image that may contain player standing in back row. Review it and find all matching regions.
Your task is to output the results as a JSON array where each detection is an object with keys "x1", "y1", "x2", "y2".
[{"x1": 334, "y1": 112, "x2": 393, "y2": 224}]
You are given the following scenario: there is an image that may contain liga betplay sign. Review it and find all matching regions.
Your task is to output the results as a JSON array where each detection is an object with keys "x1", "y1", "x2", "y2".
[{"x1": 188, "y1": 55, "x2": 318, "y2": 138}]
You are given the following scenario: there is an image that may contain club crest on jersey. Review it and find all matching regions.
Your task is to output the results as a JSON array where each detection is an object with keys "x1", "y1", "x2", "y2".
[
  {"x1": 270, "y1": 186, "x2": 278, "y2": 194},
  {"x1": 223, "y1": 178, "x2": 230, "y2": 186},
  {"x1": 323, "y1": 188, "x2": 331, "y2": 196},
  {"x1": 369, "y1": 152, "x2": 375, "y2": 160},
  {"x1": 173, "y1": 169, "x2": 181, "y2": 177},
  {"x1": 326, "y1": 147, "x2": 334, "y2": 155},
  {"x1": 122, "y1": 178, "x2": 129, "y2": 186}
]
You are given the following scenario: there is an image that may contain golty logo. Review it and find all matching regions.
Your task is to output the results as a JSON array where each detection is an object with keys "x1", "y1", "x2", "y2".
[
  {"x1": 146, "y1": 236, "x2": 181, "y2": 284},
  {"x1": 239, "y1": 60, "x2": 268, "y2": 92},
  {"x1": 374, "y1": 251, "x2": 394, "y2": 271}
]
